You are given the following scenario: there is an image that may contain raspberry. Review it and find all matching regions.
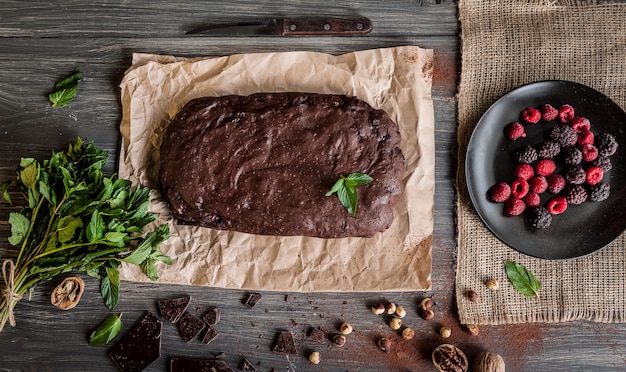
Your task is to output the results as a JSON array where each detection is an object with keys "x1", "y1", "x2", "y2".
[
  {"x1": 577, "y1": 131, "x2": 594, "y2": 147},
  {"x1": 528, "y1": 175, "x2": 548, "y2": 193},
  {"x1": 513, "y1": 145, "x2": 538, "y2": 164},
  {"x1": 521, "y1": 107, "x2": 541, "y2": 124},
  {"x1": 558, "y1": 104, "x2": 575, "y2": 123},
  {"x1": 523, "y1": 192, "x2": 541, "y2": 207},
  {"x1": 585, "y1": 166, "x2": 604, "y2": 185},
  {"x1": 536, "y1": 141, "x2": 561, "y2": 159},
  {"x1": 489, "y1": 182, "x2": 511, "y2": 203},
  {"x1": 547, "y1": 124, "x2": 577, "y2": 147},
  {"x1": 504, "y1": 198, "x2": 526, "y2": 216},
  {"x1": 569, "y1": 116, "x2": 591, "y2": 133},
  {"x1": 511, "y1": 178, "x2": 530, "y2": 199},
  {"x1": 561, "y1": 147, "x2": 582, "y2": 166},
  {"x1": 596, "y1": 133, "x2": 618, "y2": 157},
  {"x1": 546, "y1": 196, "x2": 568, "y2": 215},
  {"x1": 525, "y1": 206, "x2": 552, "y2": 229},
  {"x1": 513, "y1": 163, "x2": 535, "y2": 180},
  {"x1": 535, "y1": 159, "x2": 556, "y2": 176},
  {"x1": 591, "y1": 156, "x2": 612, "y2": 172},
  {"x1": 547, "y1": 173, "x2": 566, "y2": 194},
  {"x1": 581, "y1": 144, "x2": 598, "y2": 162},
  {"x1": 564, "y1": 166, "x2": 586, "y2": 185},
  {"x1": 562, "y1": 184, "x2": 588, "y2": 205},
  {"x1": 539, "y1": 104, "x2": 558, "y2": 122},
  {"x1": 589, "y1": 182, "x2": 610, "y2": 202},
  {"x1": 504, "y1": 122, "x2": 526, "y2": 140}
]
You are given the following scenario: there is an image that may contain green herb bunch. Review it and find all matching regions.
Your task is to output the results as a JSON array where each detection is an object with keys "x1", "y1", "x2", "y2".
[{"x1": 0, "y1": 138, "x2": 171, "y2": 332}]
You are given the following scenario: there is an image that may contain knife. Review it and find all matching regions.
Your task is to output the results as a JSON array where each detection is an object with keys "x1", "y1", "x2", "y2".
[{"x1": 186, "y1": 17, "x2": 372, "y2": 36}]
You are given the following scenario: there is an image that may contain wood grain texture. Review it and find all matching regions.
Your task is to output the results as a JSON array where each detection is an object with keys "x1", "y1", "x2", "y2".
[{"x1": 0, "y1": 0, "x2": 625, "y2": 371}]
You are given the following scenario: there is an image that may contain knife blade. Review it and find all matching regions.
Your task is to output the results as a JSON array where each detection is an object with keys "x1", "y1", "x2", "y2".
[{"x1": 186, "y1": 17, "x2": 372, "y2": 36}]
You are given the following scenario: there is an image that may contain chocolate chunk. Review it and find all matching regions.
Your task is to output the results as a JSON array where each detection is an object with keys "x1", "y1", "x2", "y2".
[
  {"x1": 178, "y1": 312, "x2": 206, "y2": 343},
  {"x1": 157, "y1": 296, "x2": 191, "y2": 323},
  {"x1": 109, "y1": 312, "x2": 162, "y2": 372},
  {"x1": 240, "y1": 357, "x2": 256, "y2": 371},
  {"x1": 245, "y1": 293, "x2": 262, "y2": 308},
  {"x1": 170, "y1": 357, "x2": 233, "y2": 372},
  {"x1": 202, "y1": 307, "x2": 221, "y2": 325},
  {"x1": 201, "y1": 324, "x2": 220, "y2": 344},
  {"x1": 308, "y1": 327, "x2": 325, "y2": 343},
  {"x1": 272, "y1": 331, "x2": 298, "y2": 355}
]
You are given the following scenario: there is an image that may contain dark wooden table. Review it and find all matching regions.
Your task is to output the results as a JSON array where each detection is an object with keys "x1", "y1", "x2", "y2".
[{"x1": 0, "y1": 1, "x2": 624, "y2": 371}]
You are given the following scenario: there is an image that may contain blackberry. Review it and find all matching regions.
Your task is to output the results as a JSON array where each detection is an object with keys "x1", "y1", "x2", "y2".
[
  {"x1": 589, "y1": 182, "x2": 610, "y2": 202},
  {"x1": 547, "y1": 124, "x2": 577, "y2": 147},
  {"x1": 561, "y1": 147, "x2": 582, "y2": 166},
  {"x1": 562, "y1": 184, "x2": 588, "y2": 205},
  {"x1": 591, "y1": 156, "x2": 612, "y2": 172},
  {"x1": 596, "y1": 133, "x2": 618, "y2": 157},
  {"x1": 536, "y1": 141, "x2": 561, "y2": 159},
  {"x1": 513, "y1": 145, "x2": 538, "y2": 164},
  {"x1": 563, "y1": 166, "x2": 586, "y2": 185},
  {"x1": 525, "y1": 206, "x2": 552, "y2": 229}
]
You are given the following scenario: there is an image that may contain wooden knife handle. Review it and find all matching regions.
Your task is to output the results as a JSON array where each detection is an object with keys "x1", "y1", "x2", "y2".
[{"x1": 282, "y1": 17, "x2": 372, "y2": 36}]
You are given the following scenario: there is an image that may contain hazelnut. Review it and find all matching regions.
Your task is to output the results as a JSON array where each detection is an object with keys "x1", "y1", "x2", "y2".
[
  {"x1": 389, "y1": 317, "x2": 402, "y2": 330},
  {"x1": 486, "y1": 279, "x2": 499, "y2": 290},
  {"x1": 332, "y1": 334, "x2": 346, "y2": 347},
  {"x1": 377, "y1": 337, "x2": 391, "y2": 352},
  {"x1": 466, "y1": 290, "x2": 479, "y2": 302},
  {"x1": 473, "y1": 351, "x2": 505, "y2": 372},
  {"x1": 418, "y1": 307, "x2": 435, "y2": 320},
  {"x1": 385, "y1": 302, "x2": 397, "y2": 315},
  {"x1": 395, "y1": 305, "x2": 407, "y2": 318},
  {"x1": 402, "y1": 327, "x2": 415, "y2": 340},
  {"x1": 371, "y1": 303, "x2": 386, "y2": 315},
  {"x1": 308, "y1": 351, "x2": 321, "y2": 365},
  {"x1": 420, "y1": 297, "x2": 434, "y2": 310},
  {"x1": 465, "y1": 324, "x2": 479, "y2": 336},
  {"x1": 439, "y1": 326, "x2": 451, "y2": 338},
  {"x1": 340, "y1": 322, "x2": 353, "y2": 335}
]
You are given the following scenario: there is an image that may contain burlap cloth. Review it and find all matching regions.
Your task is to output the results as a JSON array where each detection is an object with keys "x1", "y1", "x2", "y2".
[{"x1": 456, "y1": 0, "x2": 626, "y2": 324}]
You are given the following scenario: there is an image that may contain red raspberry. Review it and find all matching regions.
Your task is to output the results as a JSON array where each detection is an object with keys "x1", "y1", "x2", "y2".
[
  {"x1": 513, "y1": 163, "x2": 535, "y2": 180},
  {"x1": 569, "y1": 116, "x2": 591, "y2": 133},
  {"x1": 528, "y1": 175, "x2": 548, "y2": 194},
  {"x1": 558, "y1": 104, "x2": 575, "y2": 123},
  {"x1": 546, "y1": 196, "x2": 568, "y2": 215},
  {"x1": 546, "y1": 174, "x2": 566, "y2": 194},
  {"x1": 521, "y1": 107, "x2": 541, "y2": 124},
  {"x1": 504, "y1": 122, "x2": 526, "y2": 140},
  {"x1": 539, "y1": 104, "x2": 558, "y2": 121},
  {"x1": 577, "y1": 131, "x2": 594, "y2": 147},
  {"x1": 523, "y1": 192, "x2": 541, "y2": 207},
  {"x1": 504, "y1": 197, "x2": 526, "y2": 216},
  {"x1": 586, "y1": 166, "x2": 604, "y2": 185},
  {"x1": 510, "y1": 178, "x2": 530, "y2": 199},
  {"x1": 581, "y1": 144, "x2": 598, "y2": 162},
  {"x1": 489, "y1": 182, "x2": 512, "y2": 203},
  {"x1": 535, "y1": 159, "x2": 556, "y2": 176}
]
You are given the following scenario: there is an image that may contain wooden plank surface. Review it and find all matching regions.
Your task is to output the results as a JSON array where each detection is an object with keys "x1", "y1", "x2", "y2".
[{"x1": 0, "y1": 1, "x2": 624, "y2": 371}]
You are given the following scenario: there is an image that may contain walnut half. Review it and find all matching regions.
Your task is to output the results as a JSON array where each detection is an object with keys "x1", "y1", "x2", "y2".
[
  {"x1": 432, "y1": 343, "x2": 469, "y2": 372},
  {"x1": 51, "y1": 276, "x2": 85, "y2": 310}
]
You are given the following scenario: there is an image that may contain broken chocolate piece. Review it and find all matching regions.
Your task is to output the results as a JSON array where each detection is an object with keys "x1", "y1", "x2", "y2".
[
  {"x1": 240, "y1": 357, "x2": 256, "y2": 371},
  {"x1": 109, "y1": 312, "x2": 162, "y2": 372},
  {"x1": 157, "y1": 296, "x2": 191, "y2": 323},
  {"x1": 245, "y1": 293, "x2": 262, "y2": 308},
  {"x1": 272, "y1": 331, "x2": 298, "y2": 355},
  {"x1": 202, "y1": 307, "x2": 221, "y2": 325},
  {"x1": 178, "y1": 312, "x2": 206, "y2": 343},
  {"x1": 201, "y1": 324, "x2": 220, "y2": 344},
  {"x1": 170, "y1": 357, "x2": 234, "y2": 372},
  {"x1": 308, "y1": 327, "x2": 325, "y2": 343}
]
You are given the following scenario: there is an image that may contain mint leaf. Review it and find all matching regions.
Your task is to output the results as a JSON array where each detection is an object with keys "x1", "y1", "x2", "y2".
[
  {"x1": 49, "y1": 67, "x2": 83, "y2": 107},
  {"x1": 8, "y1": 212, "x2": 30, "y2": 246},
  {"x1": 345, "y1": 173, "x2": 373, "y2": 186},
  {"x1": 325, "y1": 173, "x2": 373, "y2": 217},
  {"x1": 89, "y1": 313, "x2": 123, "y2": 345},
  {"x1": 100, "y1": 267, "x2": 120, "y2": 310},
  {"x1": 504, "y1": 260, "x2": 541, "y2": 297}
]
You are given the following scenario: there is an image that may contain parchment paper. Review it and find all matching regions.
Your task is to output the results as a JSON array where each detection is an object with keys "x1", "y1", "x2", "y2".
[{"x1": 117, "y1": 46, "x2": 434, "y2": 292}]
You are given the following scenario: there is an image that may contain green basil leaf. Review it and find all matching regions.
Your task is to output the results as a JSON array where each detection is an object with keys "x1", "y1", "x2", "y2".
[
  {"x1": 49, "y1": 68, "x2": 83, "y2": 107},
  {"x1": 504, "y1": 260, "x2": 541, "y2": 297},
  {"x1": 100, "y1": 267, "x2": 120, "y2": 310},
  {"x1": 89, "y1": 313, "x2": 123, "y2": 346},
  {"x1": 86, "y1": 210, "x2": 105, "y2": 242},
  {"x1": 8, "y1": 212, "x2": 30, "y2": 246}
]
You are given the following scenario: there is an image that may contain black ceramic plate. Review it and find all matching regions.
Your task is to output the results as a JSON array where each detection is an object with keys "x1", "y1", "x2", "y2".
[{"x1": 465, "y1": 80, "x2": 626, "y2": 259}]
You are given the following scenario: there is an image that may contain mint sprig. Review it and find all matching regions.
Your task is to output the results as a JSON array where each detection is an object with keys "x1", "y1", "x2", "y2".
[
  {"x1": 504, "y1": 260, "x2": 541, "y2": 297},
  {"x1": 325, "y1": 173, "x2": 373, "y2": 217},
  {"x1": 49, "y1": 67, "x2": 83, "y2": 107},
  {"x1": 89, "y1": 313, "x2": 123, "y2": 345}
]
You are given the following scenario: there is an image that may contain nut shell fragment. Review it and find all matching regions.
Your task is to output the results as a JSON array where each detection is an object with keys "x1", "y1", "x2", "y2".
[
  {"x1": 51, "y1": 276, "x2": 84, "y2": 310},
  {"x1": 432, "y1": 344, "x2": 469, "y2": 372}
]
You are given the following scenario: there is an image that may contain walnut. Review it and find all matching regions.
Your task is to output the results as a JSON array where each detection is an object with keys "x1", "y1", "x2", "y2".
[
  {"x1": 473, "y1": 351, "x2": 505, "y2": 372},
  {"x1": 51, "y1": 276, "x2": 84, "y2": 310},
  {"x1": 432, "y1": 344, "x2": 468, "y2": 372}
]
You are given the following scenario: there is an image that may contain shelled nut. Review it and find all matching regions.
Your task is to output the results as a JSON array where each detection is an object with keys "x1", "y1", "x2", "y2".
[{"x1": 340, "y1": 322, "x2": 353, "y2": 335}]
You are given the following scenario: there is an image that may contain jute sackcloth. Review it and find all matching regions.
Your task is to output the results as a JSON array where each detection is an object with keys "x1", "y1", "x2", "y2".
[{"x1": 457, "y1": 0, "x2": 626, "y2": 324}]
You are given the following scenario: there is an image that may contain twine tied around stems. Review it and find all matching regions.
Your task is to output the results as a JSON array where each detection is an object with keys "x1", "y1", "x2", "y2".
[{"x1": 2, "y1": 259, "x2": 22, "y2": 327}]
